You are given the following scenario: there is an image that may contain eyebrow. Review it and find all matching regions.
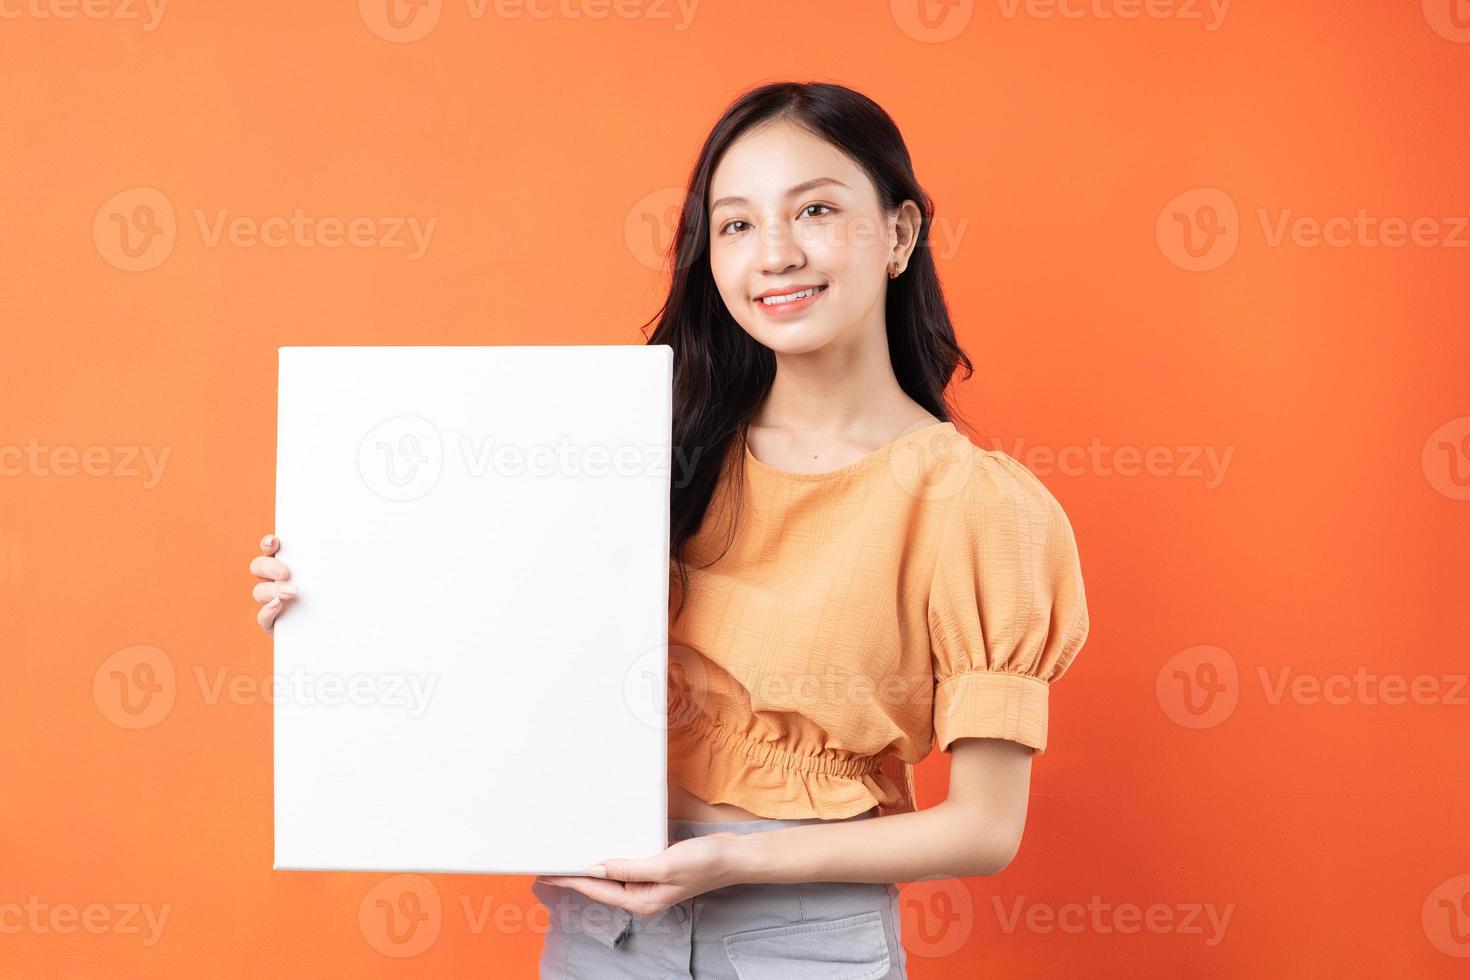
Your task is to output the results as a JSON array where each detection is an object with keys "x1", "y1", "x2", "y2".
[{"x1": 710, "y1": 177, "x2": 851, "y2": 213}]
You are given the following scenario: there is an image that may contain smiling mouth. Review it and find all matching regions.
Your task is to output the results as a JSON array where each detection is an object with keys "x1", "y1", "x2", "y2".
[{"x1": 757, "y1": 285, "x2": 828, "y2": 306}]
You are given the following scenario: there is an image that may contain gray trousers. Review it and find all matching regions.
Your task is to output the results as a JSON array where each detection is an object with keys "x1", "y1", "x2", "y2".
[{"x1": 531, "y1": 807, "x2": 907, "y2": 978}]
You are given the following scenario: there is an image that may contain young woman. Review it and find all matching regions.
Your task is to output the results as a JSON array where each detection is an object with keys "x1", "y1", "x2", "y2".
[{"x1": 250, "y1": 80, "x2": 1091, "y2": 979}]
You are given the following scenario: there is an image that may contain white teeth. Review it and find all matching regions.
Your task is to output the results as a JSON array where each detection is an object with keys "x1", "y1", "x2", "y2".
[{"x1": 760, "y1": 286, "x2": 823, "y2": 305}]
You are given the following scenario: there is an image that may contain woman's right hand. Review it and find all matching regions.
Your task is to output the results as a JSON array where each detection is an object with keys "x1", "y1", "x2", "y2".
[{"x1": 251, "y1": 533, "x2": 298, "y2": 634}]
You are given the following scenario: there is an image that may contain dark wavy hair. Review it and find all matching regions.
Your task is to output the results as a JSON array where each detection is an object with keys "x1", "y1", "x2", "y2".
[{"x1": 642, "y1": 80, "x2": 974, "y2": 619}]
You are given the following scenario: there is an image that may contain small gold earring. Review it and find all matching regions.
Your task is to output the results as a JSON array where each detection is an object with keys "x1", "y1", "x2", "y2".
[{"x1": 888, "y1": 263, "x2": 899, "y2": 279}]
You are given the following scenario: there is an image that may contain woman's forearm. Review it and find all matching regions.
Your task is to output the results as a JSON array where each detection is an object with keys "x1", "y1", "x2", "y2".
[{"x1": 722, "y1": 800, "x2": 1015, "y2": 886}]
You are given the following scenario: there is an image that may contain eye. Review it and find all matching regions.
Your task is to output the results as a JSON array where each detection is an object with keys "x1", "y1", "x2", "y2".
[{"x1": 717, "y1": 205, "x2": 833, "y2": 236}]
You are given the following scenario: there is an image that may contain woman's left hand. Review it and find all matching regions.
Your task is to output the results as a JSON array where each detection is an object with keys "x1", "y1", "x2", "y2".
[{"x1": 534, "y1": 831, "x2": 744, "y2": 917}]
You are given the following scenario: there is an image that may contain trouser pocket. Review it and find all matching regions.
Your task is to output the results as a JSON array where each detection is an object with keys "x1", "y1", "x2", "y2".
[{"x1": 722, "y1": 909, "x2": 894, "y2": 980}]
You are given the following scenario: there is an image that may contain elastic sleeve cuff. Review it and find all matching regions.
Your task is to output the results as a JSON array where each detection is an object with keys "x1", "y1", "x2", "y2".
[{"x1": 933, "y1": 670, "x2": 1051, "y2": 754}]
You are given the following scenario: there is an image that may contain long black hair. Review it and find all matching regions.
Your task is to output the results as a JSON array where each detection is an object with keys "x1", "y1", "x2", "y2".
[{"x1": 643, "y1": 80, "x2": 974, "y2": 620}]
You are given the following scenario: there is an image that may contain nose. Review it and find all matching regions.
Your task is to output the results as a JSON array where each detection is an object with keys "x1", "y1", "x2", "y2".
[{"x1": 758, "y1": 220, "x2": 806, "y2": 275}]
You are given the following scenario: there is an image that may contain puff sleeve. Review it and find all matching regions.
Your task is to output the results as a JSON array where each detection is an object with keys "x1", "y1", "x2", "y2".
[{"x1": 927, "y1": 450, "x2": 1091, "y2": 754}]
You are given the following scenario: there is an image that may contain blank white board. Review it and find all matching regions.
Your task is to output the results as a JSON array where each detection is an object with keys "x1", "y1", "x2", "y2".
[{"x1": 273, "y1": 345, "x2": 672, "y2": 875}]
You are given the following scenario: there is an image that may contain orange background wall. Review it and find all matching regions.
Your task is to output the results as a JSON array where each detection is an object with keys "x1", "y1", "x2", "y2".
[{"x1": 3, "y1": 1, "x2": 1468, "y2": 977}]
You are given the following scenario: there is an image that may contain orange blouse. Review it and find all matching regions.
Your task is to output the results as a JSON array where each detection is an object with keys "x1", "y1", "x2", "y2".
[{"x1": 666, "y1": 421, "x2": 1092, "y2": 820}]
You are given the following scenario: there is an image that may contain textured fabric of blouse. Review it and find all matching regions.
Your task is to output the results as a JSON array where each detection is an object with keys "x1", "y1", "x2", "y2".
[{"x1": 666, "y1": 421, "x2": 1092, "y2": 820}]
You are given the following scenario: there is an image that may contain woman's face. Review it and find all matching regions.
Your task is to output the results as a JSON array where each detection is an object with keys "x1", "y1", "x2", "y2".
[{"x1": 706, "y1": 121, "x2": 908, "y2": 355}]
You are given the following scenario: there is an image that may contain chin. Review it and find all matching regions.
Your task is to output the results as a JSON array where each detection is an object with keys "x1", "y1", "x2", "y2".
[{"x1": 747, "y1": 321, "x2": 840, "y2": 355}]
